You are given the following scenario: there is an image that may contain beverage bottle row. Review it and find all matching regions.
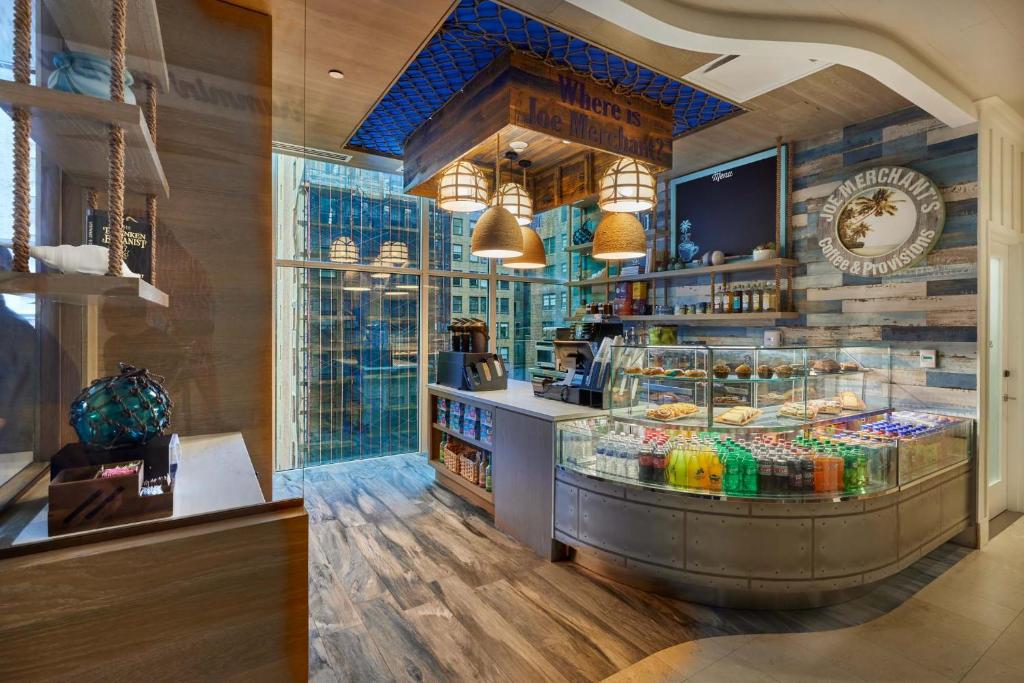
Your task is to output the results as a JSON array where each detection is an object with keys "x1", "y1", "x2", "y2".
[{"x1": 571, "y1": 425, "x2": 881, "y2": 496}]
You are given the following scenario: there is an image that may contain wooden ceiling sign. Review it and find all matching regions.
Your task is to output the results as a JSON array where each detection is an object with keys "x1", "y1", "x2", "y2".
[{"x1": 402, "y1": 50, "x2": 673, "y2": 209}]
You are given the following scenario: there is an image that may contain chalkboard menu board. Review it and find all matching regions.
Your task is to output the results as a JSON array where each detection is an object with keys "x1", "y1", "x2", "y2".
[{"x1": 670, "y1": 146, "x2": 787, "y2": 261}]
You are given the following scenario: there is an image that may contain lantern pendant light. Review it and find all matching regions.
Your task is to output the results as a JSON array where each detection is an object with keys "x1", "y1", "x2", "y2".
[
  {"x1": 329, "y1": 236, "x2": 358, "y2": 264},
  {"x1": 492, "y1": 153, "x2": 533, "y2": 226},
  {"x1": 437, "y1": 160, "x2": 490, "y2": 213},
  {"x1": 502, "y1": 164, "x2": 547, "y2": 270},
  {"x1": 380, "y1": 240, "x2": 408, "y2": 264},
  {"x1": 592, "y1": 212, "x2": 647, "y2": 260},
  {"x1": 599, "y1": 158, "x2": 656, "y2": 213},
  {"x1": 471, "y1": 133, "x2": 524, "y2": 259}
]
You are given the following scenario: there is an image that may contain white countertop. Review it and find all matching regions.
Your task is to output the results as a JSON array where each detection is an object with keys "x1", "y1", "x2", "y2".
[{"x1": 428, "y1": 380, "x2": 606, "y2": 422}]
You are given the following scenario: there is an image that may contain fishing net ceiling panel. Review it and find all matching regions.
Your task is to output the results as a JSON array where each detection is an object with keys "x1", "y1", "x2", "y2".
[{"x1": 348, "y1": 0, "x2": 739, "y2": 157}]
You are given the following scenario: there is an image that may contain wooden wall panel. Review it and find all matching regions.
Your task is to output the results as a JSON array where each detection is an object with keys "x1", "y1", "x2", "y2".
[
  {"x1": 0, "y1": 503, "x2": 308, "y2": 681},
  {"x1": 95, "y1": 0, "x2": 274, "y2": 496},
  {"x1": 661, "y1": 107, "x2": 979, "y2": 416}
]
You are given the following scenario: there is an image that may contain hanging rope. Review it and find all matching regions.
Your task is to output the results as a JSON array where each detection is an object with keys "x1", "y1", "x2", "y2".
[
  {"x1": 144, "y1": 82, "x2": 157, "y2": 286},
  {"x1": 106, "y1": 0, "x2": 128, "y2": 276},
  {"x1": 11, "y1": 0, "x2": 32, "y2": 272}
]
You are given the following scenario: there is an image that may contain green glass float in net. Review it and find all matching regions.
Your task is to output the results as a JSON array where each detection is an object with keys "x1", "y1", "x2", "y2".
[{"x1": 69, "y1": 363, "x2": 173, "y2": 450}]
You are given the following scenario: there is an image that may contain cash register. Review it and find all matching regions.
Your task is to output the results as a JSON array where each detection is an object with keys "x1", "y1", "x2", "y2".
[{"x1": 531, "y1": 318, "x2": 623, "y2": 407}]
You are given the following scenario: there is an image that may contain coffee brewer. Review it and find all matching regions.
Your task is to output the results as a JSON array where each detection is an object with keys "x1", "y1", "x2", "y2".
[{"x1": 436, "y1": 318, "x2": 508, "y2": 391}]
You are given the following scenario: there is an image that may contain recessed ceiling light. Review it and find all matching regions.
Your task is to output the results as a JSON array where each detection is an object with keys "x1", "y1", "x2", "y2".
[
  {"x1": 561, "y1": 139, "x2": 571, "y2": 144},
  {"x1": 328, "y1": 69, "x2": 344, "y2": 80}
]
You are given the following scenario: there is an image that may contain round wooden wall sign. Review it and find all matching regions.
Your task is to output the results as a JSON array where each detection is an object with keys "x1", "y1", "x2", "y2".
[{"x1": 816, "y1": 165, "x2": 944, "y2": 276}]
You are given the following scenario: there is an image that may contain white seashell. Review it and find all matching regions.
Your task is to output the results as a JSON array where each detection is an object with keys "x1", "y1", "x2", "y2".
[{"x1": 27, "y1": 244, "x2": 140, "y2": 278}]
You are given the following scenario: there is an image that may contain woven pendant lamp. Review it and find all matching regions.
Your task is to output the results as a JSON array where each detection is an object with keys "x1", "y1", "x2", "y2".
[
  {"x1": 502, "y1": 227, "x2": 546, "y2": 269},
  {"x1": 593, "y1": 212, "x2": 646, "y2": 260},
  {"x1": 437, "y1": 160, "x2": 489, "y2": 212},
  {"x1": 471, "y1": 133, "x2": 523, "y2": 259},
  {"x1": 599, "y1": 158, "x2": 656, "y2": 212}
]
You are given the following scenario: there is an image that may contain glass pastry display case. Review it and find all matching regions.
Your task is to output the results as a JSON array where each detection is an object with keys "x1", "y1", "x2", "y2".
[
  {"x1": 557, "y1": 344, "x2": 972, "y2": 501},
  {"x1": 608, "y1": 344, "x2": 891, "y2": 432}
]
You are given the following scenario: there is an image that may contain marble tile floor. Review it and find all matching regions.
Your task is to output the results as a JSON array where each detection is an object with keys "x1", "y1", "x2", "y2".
[
  {"x1": 607, "y1": 515, "x2": 1024, "y2": 683},
  {"x1": 275, "y1": 453, "x2": 978, "y2": 683}
]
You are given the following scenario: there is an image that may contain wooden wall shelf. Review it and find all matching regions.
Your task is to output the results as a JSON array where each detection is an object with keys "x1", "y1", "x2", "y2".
[
  {"x1": 41, "y1": 0, "x2": 169, "y2": 91},
  {"x1": 0, "y1": 272, "x2": 169, "y2": 307},
  {"x1": 620, "y1": 312, "x2": 800, "y2": 324},
  {"x1": 0, "y1": 81, "x2": 169, "y2": 198},
  {"x1": 566, "y1": 258, "x2": 799, "y2": 287}
]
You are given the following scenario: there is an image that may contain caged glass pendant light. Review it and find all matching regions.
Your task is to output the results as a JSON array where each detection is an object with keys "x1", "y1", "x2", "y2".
[
  {"x1": 471, "y1": 133, "x2": 524, "y2": 259},
  {"x1": 437, "y1": 160, "x2": 490, "y2": 213},
  {"x1": 598, "y1": 158, "x2": 656, "y2": 212},
  {"x1": 329, "y1": 236, "x2": 358, "y2": 264},
  {"x1": 502, "y1": 163, "x2": 546, "y2": 269},
  {"x1": 491, "y1": 156, "x2": 533, "y2": 228},
  {"x1": 379, "y1": 240, "x2": 409, "y2": 264},
  {"x1": 592, "y1": 212, "x2": 647, "y2": 260}
]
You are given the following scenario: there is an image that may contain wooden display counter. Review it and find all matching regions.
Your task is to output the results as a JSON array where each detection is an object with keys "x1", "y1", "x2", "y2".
[
  {"x1": 427, "y1": 380, "x2": 604, "y2": 559},
  {"x1": 0, "y1": 433, "x2": 308, "y2": 681}
]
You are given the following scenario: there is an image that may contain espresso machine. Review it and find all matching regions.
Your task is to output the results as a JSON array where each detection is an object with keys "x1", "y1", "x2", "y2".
[{"x1": 436, "y1": 318, "x2": 508, "y2": 391}]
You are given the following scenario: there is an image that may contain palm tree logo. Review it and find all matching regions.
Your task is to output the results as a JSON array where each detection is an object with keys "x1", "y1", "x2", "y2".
[{"x1": 838, "y1": 188, "x2": 906, "y2": 252}]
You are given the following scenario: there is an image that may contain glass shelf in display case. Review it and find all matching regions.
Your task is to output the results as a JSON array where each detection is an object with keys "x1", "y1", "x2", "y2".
[{"x1": 607, "y1": 344, "x2": 892, "y2": 432}]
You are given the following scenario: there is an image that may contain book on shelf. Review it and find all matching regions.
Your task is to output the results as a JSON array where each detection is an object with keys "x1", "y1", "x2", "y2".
[{"x1": 87, "y1": 209, "x2": 152, "y2": 282}]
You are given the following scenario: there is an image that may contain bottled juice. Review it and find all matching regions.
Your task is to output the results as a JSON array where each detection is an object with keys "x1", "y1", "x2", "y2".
[{"x1": 708, "y1": 453, "x2": 723, "y2": 492}]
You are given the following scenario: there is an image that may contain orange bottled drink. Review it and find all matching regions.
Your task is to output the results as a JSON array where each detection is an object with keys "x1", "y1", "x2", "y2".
[{"x1": 813, "y1": 456, "x2": 829, "y2": 493}]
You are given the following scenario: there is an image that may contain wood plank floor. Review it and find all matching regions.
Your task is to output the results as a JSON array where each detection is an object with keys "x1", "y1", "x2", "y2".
[{"x1": 274, "y1": 453, "x2": 971, "y2": 682}]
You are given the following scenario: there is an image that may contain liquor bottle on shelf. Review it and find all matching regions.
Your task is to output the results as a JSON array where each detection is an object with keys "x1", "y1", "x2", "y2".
[
  {"x1": 477, "y1": 453, "x2": 486, "y2": 487},
  {"x1": 763, "y1": 284, "x2": 776, "y2": 312},
  {"x1": 752, "y1": 282, "x2": 763, "y2": 312},
  {"x1": 485, "y1": 456, "x2": 492, "y2": 492},
  {"x1": 439, "y1": 434, "x2": 447, "y2": 463}
]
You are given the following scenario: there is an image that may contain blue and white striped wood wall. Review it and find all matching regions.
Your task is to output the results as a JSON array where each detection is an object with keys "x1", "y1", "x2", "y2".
[{"x1": 666, "y1": 106, "x2": 979, "y2": 415}]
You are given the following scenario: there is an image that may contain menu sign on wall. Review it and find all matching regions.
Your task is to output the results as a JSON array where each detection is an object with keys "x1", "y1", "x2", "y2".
[
  {"x1": 816, "y1": 165, "x2": 944, "y2": 276},
  {"x1": 509, "y1": 53, "x2": 673, "y2": 169}
]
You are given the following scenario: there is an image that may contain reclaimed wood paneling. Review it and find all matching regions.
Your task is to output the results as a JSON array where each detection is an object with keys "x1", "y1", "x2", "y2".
[
  {"x1": 665, "y1": 107, "x2": 979, "y2": 415},
  {"x1": 94, "y1": 0, "x2": 275, "y2": 496}
]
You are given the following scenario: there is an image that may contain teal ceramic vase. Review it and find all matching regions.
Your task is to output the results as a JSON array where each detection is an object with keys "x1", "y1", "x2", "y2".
[
  {"x1": 69, "y1": 363, "x2": 172, "y2": 450},
  {"x1": 47, "y1": 51, "x2": 136, "y2": 105}
]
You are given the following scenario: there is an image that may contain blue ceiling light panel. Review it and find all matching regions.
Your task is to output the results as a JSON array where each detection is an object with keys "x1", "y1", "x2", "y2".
[{"x1": 348, "y1": 0, "x2": 740, "y2": 158}]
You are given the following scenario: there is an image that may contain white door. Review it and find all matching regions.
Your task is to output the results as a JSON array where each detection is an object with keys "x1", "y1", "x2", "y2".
[{"x1": 988, "y1": 240, "x2": 1015, "y2": 517}]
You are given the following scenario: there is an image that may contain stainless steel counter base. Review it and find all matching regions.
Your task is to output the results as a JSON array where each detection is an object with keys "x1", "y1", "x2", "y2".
[{"x1": 554, "y1": 462, "x2": 972, "y2": 609}]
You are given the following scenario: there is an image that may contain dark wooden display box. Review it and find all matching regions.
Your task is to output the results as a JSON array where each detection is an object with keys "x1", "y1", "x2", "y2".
[{"x1": 48, "y1": 459, "x2": 174, "y2": 536}]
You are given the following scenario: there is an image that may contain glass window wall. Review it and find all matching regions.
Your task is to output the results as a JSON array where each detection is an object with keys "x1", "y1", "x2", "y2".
[{"x1": 275, "y1": 154, "x2": 570, "y2": 468}]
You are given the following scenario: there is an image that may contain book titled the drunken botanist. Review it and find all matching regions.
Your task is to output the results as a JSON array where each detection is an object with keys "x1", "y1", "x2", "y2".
[{"x1": 87, "y1": 210, "x2": 152, "y2": 282}]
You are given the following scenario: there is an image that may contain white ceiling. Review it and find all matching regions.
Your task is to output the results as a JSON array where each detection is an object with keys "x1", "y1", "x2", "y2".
[{"x1": 667, "y1": 0, "x2": 1024, "y2": 118}]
